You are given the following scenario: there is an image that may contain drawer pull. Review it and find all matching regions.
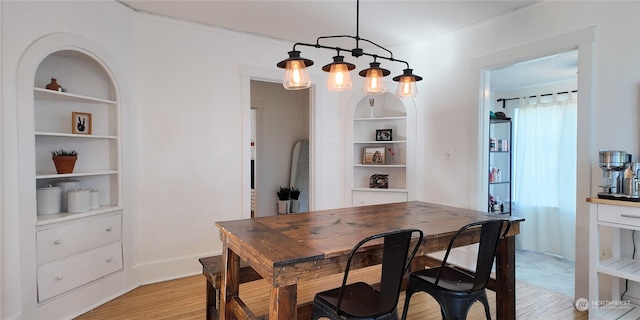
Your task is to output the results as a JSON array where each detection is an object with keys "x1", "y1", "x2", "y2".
[
  {"x1": 106, "y1": 258, "x2": 113, "y2": 263},
  {"x1": 106, "y1": 227, "x2": 112, "y2": 232},
  {"x1": 56, "y1": 275, "x2": 63, "y2": 280},
  {"x1": 621, "y1": 214, "x2": 640, "y2": 219},
  {"x1": 54, "y1": 239, "x2": 61, "y2": 245}
]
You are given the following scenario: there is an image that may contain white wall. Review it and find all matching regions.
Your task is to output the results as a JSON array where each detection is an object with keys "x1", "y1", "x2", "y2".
[
  {"x1": 129, "y1": 10, "x2": 343, "y2": 282},
  {"x1": 404, "y1": 0, "x2": 639, "y2": 302}
]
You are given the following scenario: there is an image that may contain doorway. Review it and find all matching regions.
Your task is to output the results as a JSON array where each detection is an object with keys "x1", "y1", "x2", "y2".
[
  {"x1": 250, "y1": 80, "x2": 310, "y2": 217},
  {"x1": 489, "y1": 50, "x2": 578, "y2": 297}
]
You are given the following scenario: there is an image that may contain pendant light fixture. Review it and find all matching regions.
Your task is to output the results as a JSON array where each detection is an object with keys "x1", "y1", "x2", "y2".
[
  {"x1": 322, "y1": 55, "x2": 355, "y2": 91},
  {"x1": 276, "y1": 50, "x2": 313, "y2": 90},
  {"x1": 393, "y1": 69, "x2": 422, "y2": 98},
  {"x1": 276, "y1": 0, "x2": 422, "y2": 98}
]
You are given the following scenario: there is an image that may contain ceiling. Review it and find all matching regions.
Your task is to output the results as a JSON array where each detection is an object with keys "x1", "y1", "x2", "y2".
[{"x1": 118, "y1": 0, "x2": 578, "y2": 90}]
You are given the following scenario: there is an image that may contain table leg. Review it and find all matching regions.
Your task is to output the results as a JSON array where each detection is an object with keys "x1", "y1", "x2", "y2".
[
  {"x1": 269, "y1": 284, "x2": 297, "y2": 319},
  {"x1": 495, "y1": 235, "x2": 516, "y2": 320},
  {"x1": 221, "y1": 245, "x2": 240, "y2": 320}
]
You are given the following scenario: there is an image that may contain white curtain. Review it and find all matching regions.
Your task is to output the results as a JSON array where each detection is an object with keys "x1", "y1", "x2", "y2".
[{"x1": 513, "y1": 93, "x2": 577, "y2": 261}]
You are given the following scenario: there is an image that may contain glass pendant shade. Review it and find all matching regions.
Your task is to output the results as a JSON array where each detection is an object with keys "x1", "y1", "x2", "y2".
[
  {"x1": 277, "y1": 51, "x2": 314, "y2": 90},
  {"x1": 322, "y1": 56, "x2": 355, "y2": 91},
  {"x1": 395, "y1": 76, "x2": 418, "y2": 98},
  {"x1": 393, "y1": 69, "x2": 423, "y2": 98},
  {"x1": 359, "y1": 62, "x2": 390, "y2": 95},
  {"x1": 283, "y1": 60, "x2": 311, "y2": 90}
]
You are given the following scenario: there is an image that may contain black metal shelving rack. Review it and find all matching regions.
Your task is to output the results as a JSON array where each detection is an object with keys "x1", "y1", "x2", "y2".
[{"x1": 488, "y1": 119, "x2": 512, "y2": 215}]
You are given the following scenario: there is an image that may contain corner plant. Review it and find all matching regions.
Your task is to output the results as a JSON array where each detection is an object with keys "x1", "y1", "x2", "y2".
[
  {"x1": 277, "y1": 186, "x2": 290, "y2": 200},
  {"x1": 290, "y1": 187, "x2": 300, "y2": 200},
  {"x1": 51, "y1": 149, "x2": 78, "y2": 157}
]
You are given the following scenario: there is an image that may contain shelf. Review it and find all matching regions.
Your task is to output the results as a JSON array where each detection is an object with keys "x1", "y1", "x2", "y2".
[
  {"x1": 590, "y1": 302, "x2": 640, "y2": 319},
  {"x1": 598, "y1": 257, "x2": 640, "y2": 283},
  {"x1": 36, "y1": 206, "x2": 123, "y2": 226},
  {"x1": 354, "y1": 116, "x2": 406, "y2": 121},
  {"x1": 489, "y1": 151, "x2": 511, "y2": 154},
  {"x1": 34, "y1": 87, "x2": 116, "y2": 104},
  {"x1": 36, "y1": 132, "x2": 117, "y2": 140},
  {"x1": 354, "y1": 140, "x2": 406, "y2": 144},
  {"x1": 354, "y1": 164, "x2": 406, "y2": 168},
  {"x1": 489, "y1": 181, "x2": 510, "y2": 185},
  {"x1": 352, "y1": 187, "x2": 407, "y2": 193},
  {"x1": 36, "y1": 170, "x2": 118, "y2": 180}
]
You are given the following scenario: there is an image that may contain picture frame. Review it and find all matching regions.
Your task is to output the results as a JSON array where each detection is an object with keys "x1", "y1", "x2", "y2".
[
  {"x1": 363, "y1": 146, "x2": 386, "y2": 165},
  {"x1": 375, "y1": 129, "x2": 393, "y2": 141},
  {"x1": 72, "y1": 112, "x2": 92, "y2": 135},
  {"x1": 369, "y1": 174, "x2": 389, "y2": 189}
]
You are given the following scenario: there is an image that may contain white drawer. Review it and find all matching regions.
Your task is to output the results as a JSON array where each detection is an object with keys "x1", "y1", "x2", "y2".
[
  {"x1": 352, "y1": 190, "x2": 408, "y2": 206},
  {"x1": 37, "y1": 212, "x2": 121, "y2": 265},
  {"x1": 598, "y1": 204, "x2": 640, "y2": 228},
  {"x1": 37, "y1": 241, "x2": 123, "y2": 302}
]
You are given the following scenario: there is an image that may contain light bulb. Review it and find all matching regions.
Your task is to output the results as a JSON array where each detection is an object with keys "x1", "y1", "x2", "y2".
[
  {"x1": 327, "y1": 63, "x2": 353, "y2": 91},
  {"x1": 363, "y1": 69, "x2": 386, "y2": 95},
  {"x1": 395, "y1": 76, "x2": 418, "y2": 98},
  {"x1": 283, "y1": 60, "x2": 311, "y2": 90}
]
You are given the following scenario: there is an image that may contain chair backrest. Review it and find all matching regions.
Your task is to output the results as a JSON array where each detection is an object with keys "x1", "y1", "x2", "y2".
[
  {"x1": 336, "y1": 229, "x2": 424, "y2": 316},
  {"x1": 436, "y1": 219, "x2": 511, "y2": 291}
]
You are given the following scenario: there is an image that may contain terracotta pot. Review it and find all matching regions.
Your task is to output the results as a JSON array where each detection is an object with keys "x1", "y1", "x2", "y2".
[{"x1": 52, "y1": 156, "x2": 77, "y2": 174}]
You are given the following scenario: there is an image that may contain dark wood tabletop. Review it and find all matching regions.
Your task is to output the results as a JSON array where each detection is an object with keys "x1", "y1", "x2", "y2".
[{"x1": 216, "y1": 201, "x2": 523, "y2": 320}]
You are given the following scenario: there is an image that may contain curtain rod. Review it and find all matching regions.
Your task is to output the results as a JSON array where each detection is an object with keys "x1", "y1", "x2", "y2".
[{"x1": 496, "y1": 90, "x2": 577, "y2": 108}]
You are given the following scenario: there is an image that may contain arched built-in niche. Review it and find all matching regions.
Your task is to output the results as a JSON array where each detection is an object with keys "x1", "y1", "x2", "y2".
[
  {"x1": 14, "y1": 33, "x2": 127, "y2": 319},
  {"x1": 345, "y1": 92, "x2": 417, "y2": 206}
]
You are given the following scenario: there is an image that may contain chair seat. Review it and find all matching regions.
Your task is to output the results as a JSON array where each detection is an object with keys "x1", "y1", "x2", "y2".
[
  {"x1": 314, "y1": 282, "x2": 384, "y2": 318},
  {"x1": 410, "y1": 266, "x2": 477, "y2": 292}
]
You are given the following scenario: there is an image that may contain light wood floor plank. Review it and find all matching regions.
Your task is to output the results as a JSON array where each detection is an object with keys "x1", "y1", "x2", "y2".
[{"x1": 76, "y1": 267, "x2": 589, "y2": 320}]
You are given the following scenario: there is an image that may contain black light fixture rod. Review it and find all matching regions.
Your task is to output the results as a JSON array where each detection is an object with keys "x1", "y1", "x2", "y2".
[
  {"x1": 356, "y1": 0, "x2": 360, "y2": 39},
  {"x1": 292, "y1": 42, "x2": 411, "y2": 69}
]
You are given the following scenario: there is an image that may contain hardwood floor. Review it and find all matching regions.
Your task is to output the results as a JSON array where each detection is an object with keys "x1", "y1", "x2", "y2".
[{"x1": 76, "y1": 265, "x2": 588, "y2": 320}]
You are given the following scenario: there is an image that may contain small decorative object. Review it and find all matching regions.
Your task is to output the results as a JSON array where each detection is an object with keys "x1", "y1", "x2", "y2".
[
  {"x1": 50, "y1": 149, "x2": 78, "y2": 174},
  {"x1": 387, "y1": 147, "x2": 395, "y2": 165},
  {"x1": 72, "y1": 112, "x2": 92, "y2": 134},
  {"x1": 363, "y1": 146, "x2": 386, "y2": 165},
  {"x1": 376, "y1": 129, "x2": 393, "y2": 141},
  {"x1": 276, "y1": 186, "x2": 290, "y2": 214},
  {"x1": 369, "y1": 97, "x2": 375, "y2": 118},
  {"x1": 45, "y1": 78, "x2": 62, "y2": 91},
  {"x1": 369, "y1": 174, "x2": 389, "y2": 189},
  {"x1": 290, "y1": 187, "x2": 301, "y2": 213}
]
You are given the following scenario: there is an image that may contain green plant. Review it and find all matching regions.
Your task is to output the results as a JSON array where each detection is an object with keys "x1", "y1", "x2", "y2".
[
  {"x1": 50, "y1": 149, "x2": 78, "y2": 157},
  {"x1": 277, "y1": 186, "x2": 290, "y2": 200},
  {"x1": 290, "y1": 187, "x2": 300, "y2": 200}
]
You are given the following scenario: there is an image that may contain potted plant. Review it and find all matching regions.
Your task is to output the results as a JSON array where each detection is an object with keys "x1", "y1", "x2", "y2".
[
  {"x1": 276, "y1": 186, "x2": 290, "y2": 214},
  {"x1": 290, "y1": 187, "x2": 301, "y2": 213},
  {"x1": 51, "y1": 149, "x2": 78, "y2": 174}
]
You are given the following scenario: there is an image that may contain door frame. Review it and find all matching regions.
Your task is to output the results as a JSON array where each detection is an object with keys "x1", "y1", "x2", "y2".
[
  {"x1": 472, "y1": 27, "x2": 596, "y2": 301},
  {"x1": 239, "y1": 64, "x2": 315, "y2": 218}
]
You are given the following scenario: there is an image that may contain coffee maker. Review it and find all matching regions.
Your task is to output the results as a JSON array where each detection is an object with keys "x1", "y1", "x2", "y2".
[{"x1": 598, "y1": 150, "x2": 640, "y2": 201}]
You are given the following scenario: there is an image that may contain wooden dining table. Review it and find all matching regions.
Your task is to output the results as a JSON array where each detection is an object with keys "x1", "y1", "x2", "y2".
[{"x1": 215, "y1": 201, "x2": 524, "y2": 320}]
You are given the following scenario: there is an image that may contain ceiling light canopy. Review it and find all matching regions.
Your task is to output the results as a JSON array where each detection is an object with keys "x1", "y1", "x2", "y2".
[{"x1": 276, "y1": 0, "x2": 422, "y2": 98}]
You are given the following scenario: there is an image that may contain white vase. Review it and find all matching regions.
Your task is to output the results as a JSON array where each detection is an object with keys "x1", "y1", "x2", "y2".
[
  {"x1": 290, "y1": 199, "x2": 300, "y2": 213},
  {"x1": 277, "y1": 200, "x2": 289, "y2": 214}
]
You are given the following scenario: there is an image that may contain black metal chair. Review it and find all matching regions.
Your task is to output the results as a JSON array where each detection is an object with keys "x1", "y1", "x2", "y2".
[
  {"x1": 401, "y1": 219, "x2": 511, "y2": 320},
  {"x1": 311, "y1": 229, "x2": 424, "y2": 320}
]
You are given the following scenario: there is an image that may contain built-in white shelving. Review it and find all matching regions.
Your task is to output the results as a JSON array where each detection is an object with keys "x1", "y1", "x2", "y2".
[
  {"x1": 31, "y1": 50, "x2": 123, "y2": 303},
  {"x1": 348, "y1": 93, "x2": 414, "y2": 206}
]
